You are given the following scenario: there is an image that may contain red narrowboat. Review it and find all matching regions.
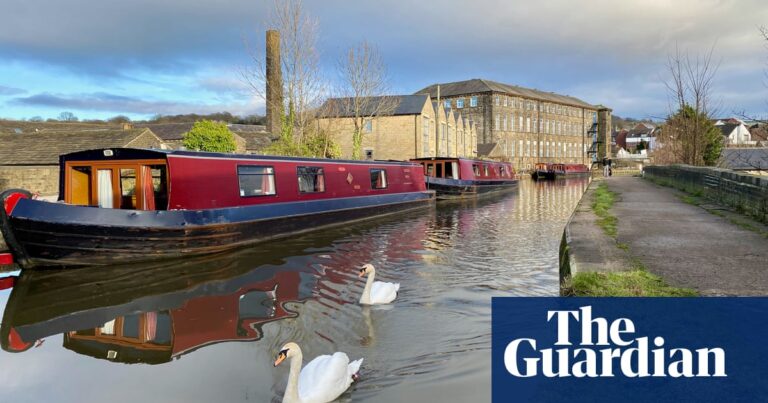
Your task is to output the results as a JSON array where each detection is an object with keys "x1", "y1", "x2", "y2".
[
  {"x1": 0, "y1": 148, "x2": 434, "y2": 268},
  {"x1": 409, "y1": 158, "x2": 518, "y2": 200},
  {"x1": 531, "y1": 163, "x2": 590, "y2": 180}
]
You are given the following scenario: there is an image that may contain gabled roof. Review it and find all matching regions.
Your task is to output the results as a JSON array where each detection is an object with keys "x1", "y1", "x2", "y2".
[
  {"x1": 0, "y1": 128, "x2": 159, "y2": 165},
  {"x1": 414, "y1": 78, "x2": 598, "y2": 109},
  {"x1": 717, "y1": 123, "x2": 740, "y2": 137},
  {"x1": 719, "y1": 148, "x2": 768, "y2": 170},
  {"x1": 318, "y1": 94, "x2": 429, "y2": 118},
  {"x1": 477, "y1": 142, "x2": 502, "y2": 157},
  {"x1": 135, "y1": 123, "x2": 195, "y2": 140}
]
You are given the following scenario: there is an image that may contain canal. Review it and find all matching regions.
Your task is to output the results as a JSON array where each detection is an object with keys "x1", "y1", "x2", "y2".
[{"x1": 0, "y1": 177, "x2": 589, "y2": 403}]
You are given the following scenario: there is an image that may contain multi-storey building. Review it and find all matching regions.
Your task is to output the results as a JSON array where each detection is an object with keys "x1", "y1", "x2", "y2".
[{"x1": 416, "y1": 78, "x2": 603, "y2": 170}]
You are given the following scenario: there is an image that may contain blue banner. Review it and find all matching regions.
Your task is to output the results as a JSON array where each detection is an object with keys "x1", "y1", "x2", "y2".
[{"x1": 492, "y1": 298, "x2": 768, "y2": 403}]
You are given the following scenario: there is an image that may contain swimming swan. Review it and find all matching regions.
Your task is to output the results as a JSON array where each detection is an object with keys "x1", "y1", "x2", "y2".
[
  {"x1": 274, "y1": 342, "x2": 363, "y2": 403},
  {"x1": 358, "y1": 264, "x2": 400, "y2": 305}
]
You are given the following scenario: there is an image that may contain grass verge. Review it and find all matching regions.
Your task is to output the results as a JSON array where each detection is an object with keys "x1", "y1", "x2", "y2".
[
  {"x1": 570, "y1": 270, "x2": 698, "y2": 297},
  {"x1": 591, "y1": 182, "x2": 618, "y2": 237}
]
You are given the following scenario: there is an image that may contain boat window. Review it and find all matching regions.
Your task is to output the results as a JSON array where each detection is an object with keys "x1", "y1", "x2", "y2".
[
  {"x1": 500, "y1": 165, "x2": 507, "y2": 177},
  {"x1": 484, "y1": 165, "x2": 489, "y2": 177},
  {"x1": 472, "y1": 164, "x2": 480, "y2": 176},
  {"x1": 370, "y1": 169, "x2": 388, "y2": 189},
  {"x1": 451, "y1": 162, "x2": 459, "y2": 179},
  {"x1": 445, "y1": 162, "x2": 453, "y2": 179},
  {"x1": 120, "y1": 168, "x2": 137, "y2": 209},
  {"x1": 238, "y1": 166, "x2": 276, "y2": 197},
  {"x1": 148, "y1": 165, "x2": 168, "y2": 210},
  {"x1": 426, "y1": 164, "x2": 434, "y2": 177},
  {"x1": 297, "y1": 166, "x2": 325, "y2": 193},
  {"x1": 436, "y1": 163, "x2": 443, "y2": 178}
]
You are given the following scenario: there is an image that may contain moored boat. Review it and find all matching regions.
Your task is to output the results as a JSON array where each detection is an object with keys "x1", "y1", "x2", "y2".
[
  {"x1": 0, "y1": 148, "x2": 434, "y2": 268},
  {"x1": 410, "y1": 158, "x2": 518, "y2": 200},
  {"x1": 531, "y1": 163, "x2": 590, "y2": 180},
  {"x1": 531, "y1": 163, "x2": 554, "y2": 180}
]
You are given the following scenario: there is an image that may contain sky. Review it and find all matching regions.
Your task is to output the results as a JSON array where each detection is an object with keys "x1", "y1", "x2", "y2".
[{"x1": 1, "y1": 0, "x2": 767, "y2": 121}]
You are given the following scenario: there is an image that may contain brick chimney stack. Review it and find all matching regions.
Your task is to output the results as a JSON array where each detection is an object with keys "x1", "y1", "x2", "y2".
[{"x1": 266, "y1": 30, "x2": 283, "y2": 136}]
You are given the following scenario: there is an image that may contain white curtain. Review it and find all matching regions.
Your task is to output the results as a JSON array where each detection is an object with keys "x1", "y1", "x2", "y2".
[
  {"x1": 101, "y1": 319, "x2": 116, "y2": 335},
  {"x1": 97, "y1": 169, "x2": 113, "y2": 208}
]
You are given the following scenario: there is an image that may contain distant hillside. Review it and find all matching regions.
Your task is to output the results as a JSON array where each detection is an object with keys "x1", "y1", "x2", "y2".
[
  {"x1": 612, "y1": 115, "x2": 660, "y2": 130},
  {"x1": 0, "y1": 119, "x2": 120, "y2": 134}
]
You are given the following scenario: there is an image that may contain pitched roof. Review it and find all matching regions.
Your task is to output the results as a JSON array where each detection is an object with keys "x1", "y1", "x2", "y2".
[
  {"x1": 477, "y1": 142, "x2": 501, "y2": 157},
  {"x1": 227, "y1": 124, "x2": 268, "y2": 134},
  {"x1": 318, "y1": 94, "x2": 429, "y2": 118},
  {"x1": 719, "y1": 148, "x2": 768, "y2": 170},
  {"x1": 0, "y1": 128, "x2": 157, "y2": 165},
  {"x1": 717, "y1": 123, "x2": 740, "y2": 137},
  {"x1": 414, "y1": 78, "x2": 598, "y2": 109},
  {"x1": 135, "y1": 123, "x2": 195, "y2": 140}
]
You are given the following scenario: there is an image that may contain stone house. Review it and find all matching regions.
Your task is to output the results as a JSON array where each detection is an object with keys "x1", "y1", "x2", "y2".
[
  {"x1": 0, "y1": 128, "x2": 166, "y2": 196},
  {"x1": 316, "y1": 94, "x2": 478, "y2": 161},
  {"x1": 136, "y1": 122, "x2": 258, "y2": 153},
  {"x1": 415, "y1": 78, "x2": 602, "y2": 170}
]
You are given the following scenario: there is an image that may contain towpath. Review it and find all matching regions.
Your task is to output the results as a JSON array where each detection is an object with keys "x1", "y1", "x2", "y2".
[{"x1": 564, "y1": 176, "x2": 768, "y2": 295}]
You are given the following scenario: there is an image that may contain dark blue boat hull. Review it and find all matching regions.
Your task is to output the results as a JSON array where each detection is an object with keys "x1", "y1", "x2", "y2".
[
  {"x1": 2, "y1": 191, "x2": 434, "y2": 268},
  {"x1": 424, "y1": 177, "x2": 518, "y2": 200}
]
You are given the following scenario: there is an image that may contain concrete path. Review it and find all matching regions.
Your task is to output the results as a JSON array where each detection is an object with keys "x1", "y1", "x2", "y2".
[{"x1": 608, "y1": 177, "x2": 768, "y2": 295}]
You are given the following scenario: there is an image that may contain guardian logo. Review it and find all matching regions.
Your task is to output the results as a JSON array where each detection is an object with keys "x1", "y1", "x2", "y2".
[
  {"x1": 491, "y1": 298, "x2": 768, "y2": 403},
  {"x1": 504, "y1": 306, "x2": 726, "y2": 378}
]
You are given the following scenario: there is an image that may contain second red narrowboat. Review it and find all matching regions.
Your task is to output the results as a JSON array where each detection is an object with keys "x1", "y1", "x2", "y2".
[
  {"x1": 410, "y1": 158, "x2": 518, "y2": 200},
  {"x1": 532, "y1": 163, "x2": 591, "y2": 180},
  {"x1": 0, "y1": 148, "x2": 435, "y2": 269}
]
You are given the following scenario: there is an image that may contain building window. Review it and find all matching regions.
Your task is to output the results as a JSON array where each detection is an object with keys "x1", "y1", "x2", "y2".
[
  {"x1": 525, "y1": 140, "x2": 530, "y2": 157},
  {"x1": 444, "y1": 100, "x2": 451, "y2": 109},
  {"x1": 503, "y1": 97, "x2": 508, "y2": 107},
  {"x1": 526, "y1": 117, "x2": 531, "y2": 133},
  {"x1": 502, "y1": 115, "x2": 507, "y2": 131},
  {"x1": 510, "y1": 140, "x2": 515, "y2": 157},
  {"x1": 495, "y1": 115, "x2": 500, "y2": 130},
  {"x1": 238, "y1": 166, "x2": 276, "y2": 197},
  {"x1": 470, "y1": 96, "x2": 478, "y2": 107},
  {"x1": 456, "y1": 98, "x2": 464, "y2": 108},
  {"x1": 533, "y1": 141, "x2": 538, "y2": 157},
  {"x1": 495, "y1": 95, "x2": 500, "y2": 106},
  {"x1": 518, "y1": 140, "x2": 523, "y2": 157},
  {"x1": 519, "y1": 116, "x2": 523, "y2": 132},
  {"x1": 297, "y1": 166, "x2": 325, "y2": 193},
  {"x1": 370, "y1": 169, "x2": 387, "y2": 189},
  {"x1": 365, "y1": 149, "x2": 374, "y2": 160},
  {"x1": 364, "y1": 119, "x2": 373, "y2": 133}
]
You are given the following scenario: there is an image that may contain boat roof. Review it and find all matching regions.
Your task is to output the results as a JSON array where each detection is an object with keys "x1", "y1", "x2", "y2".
[
  {"x1": 410, "y1": 157, "x2": 511, "y2": 164},
  {"x1": 61, "y1": 148, "x2": 420, "y2": 166}
]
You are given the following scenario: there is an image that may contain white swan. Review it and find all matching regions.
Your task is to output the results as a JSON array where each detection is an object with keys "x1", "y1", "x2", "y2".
[
  {"x1": 358, "y1": 264, "x2": 400, "y2": 305},
  {"x1": 273, "y1": 342, "x2": 363, "y2": 403}
]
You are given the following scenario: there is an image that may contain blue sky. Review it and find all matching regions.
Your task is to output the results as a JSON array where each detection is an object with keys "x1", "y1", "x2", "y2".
[{"x1": 1, "y1": 0, "x2": 767, "y2": 121}]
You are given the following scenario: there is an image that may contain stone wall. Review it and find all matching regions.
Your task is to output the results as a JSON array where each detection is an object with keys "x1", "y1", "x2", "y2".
[
  {"x1": 0, "y1": 165, "x2": 59, "y2": 196},
  {"x1": 644, "y1": 165, "x2": 768, "y2": 224}
]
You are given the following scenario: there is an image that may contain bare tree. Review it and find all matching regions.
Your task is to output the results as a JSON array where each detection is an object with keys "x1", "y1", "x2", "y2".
[
  {"x1": 333, "y1": 41, "x2": 396, "y2": 159},
  {"x1": 657, "y1": 44, "x2": 722, "y2": 166},
  {"x1": 241, "y1": 0, "x2": 325, "y2": 145}
]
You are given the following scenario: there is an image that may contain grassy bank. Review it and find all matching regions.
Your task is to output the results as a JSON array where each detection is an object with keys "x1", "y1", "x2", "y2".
[
  {"x1": 591, "y1": 182, "x2": 618, "y2": 237},
  {"x1": 569, "y1": 270, "x2": 698, "y2": 297}
]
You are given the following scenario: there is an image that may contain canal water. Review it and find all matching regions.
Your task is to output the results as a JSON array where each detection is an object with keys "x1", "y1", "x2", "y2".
[{"x1": 0, "y1": 177, "x2": 588, "y2": 403}]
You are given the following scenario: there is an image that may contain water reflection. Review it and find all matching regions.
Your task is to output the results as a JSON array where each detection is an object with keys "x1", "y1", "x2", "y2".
[{"x1": 0, "y1": 177, "x2": 588, "y2": 402}]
